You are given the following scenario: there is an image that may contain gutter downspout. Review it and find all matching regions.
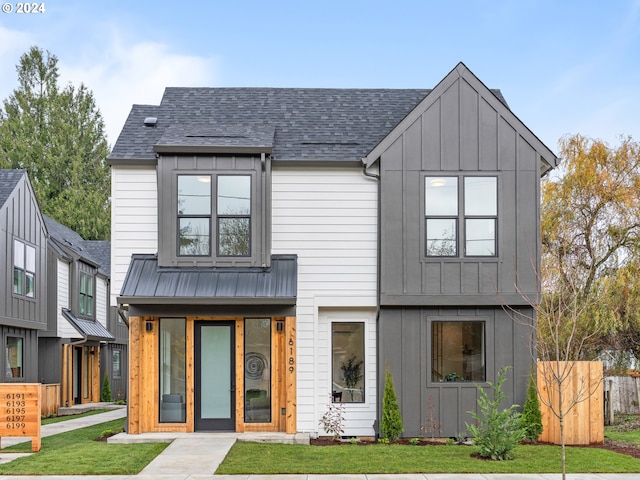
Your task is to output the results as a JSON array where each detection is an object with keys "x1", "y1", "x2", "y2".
[{"x1": 361, "y1": 157, "x2": 381, "y2": 439}]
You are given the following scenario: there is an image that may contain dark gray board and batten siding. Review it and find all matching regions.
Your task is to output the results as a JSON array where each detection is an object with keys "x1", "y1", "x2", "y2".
[{"x1": 372, "y1": 65, "x2": 557, "y2": 436}]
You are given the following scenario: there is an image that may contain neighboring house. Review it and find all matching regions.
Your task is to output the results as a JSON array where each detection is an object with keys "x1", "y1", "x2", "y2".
[
  {"x1": 109, "y1": 63, "x2": 557, "y2": 436},
  {"x1": 0, "y1": 170, "x2": 47, "y2": 383},
  {"x1": 39, "y1": 215, "x2": 126, "y2": 405}
]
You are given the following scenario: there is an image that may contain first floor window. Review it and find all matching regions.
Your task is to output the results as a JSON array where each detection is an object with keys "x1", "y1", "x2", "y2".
[
  {"x1": 159, "y1": 318, "x2": 186, "y2": 423},
  {"x1": 13, "y1": 239, "x2": 35, "y2": 298},
  {"x1": 331, "y1": 322, "x2": 365, "y2": 403},
  {"x1": 6, "y1": 337, "x2": 23, "y2": 379},
  {"x1": 244, "y1": 318, "x2": 271, "y2": 423},
  {"x1": 112, "y1": 349, "x2": 122, "y2": 379},
  {"x1": 431, "y1": 321, "x2": 485, "y2": 382}
]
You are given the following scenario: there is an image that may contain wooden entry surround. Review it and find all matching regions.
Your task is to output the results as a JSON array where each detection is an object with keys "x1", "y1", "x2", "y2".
[
  {"x1": 61, "y1": 344, "x2": 101, "y2": 407},
  {"x1": 127, "y1": 316, "x2": 296, "y2": 434}
]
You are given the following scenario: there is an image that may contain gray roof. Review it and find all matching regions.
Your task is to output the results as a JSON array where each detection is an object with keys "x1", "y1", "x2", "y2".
[
  {"x1": 119, "y1": 254, "x2": 297, "y2": 305},
  {"x1": 44, "y1": 215, "x2": 111, "y2": 276},
  {"x1": 62, "y1": 308, "x2": 115, "y2": 342},
  {"x1": 110, "y1": 86, "x2": 510, "y2": 162},
  {"x1": 0, "y1": 169, "x2": 26, "y2": 208}
]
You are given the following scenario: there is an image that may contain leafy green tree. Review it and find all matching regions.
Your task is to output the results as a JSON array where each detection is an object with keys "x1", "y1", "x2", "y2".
[
  {"x1": 0, "y1": 46, "x2": 110, "y2": 240},
  {"x1": 380, "y1": 369, "x2": 403, "y2": 442}
]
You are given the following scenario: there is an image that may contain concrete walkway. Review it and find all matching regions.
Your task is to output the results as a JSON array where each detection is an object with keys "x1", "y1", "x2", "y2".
[{"x1": 0, "y1": 405, "x2": 638, "y2": 479}]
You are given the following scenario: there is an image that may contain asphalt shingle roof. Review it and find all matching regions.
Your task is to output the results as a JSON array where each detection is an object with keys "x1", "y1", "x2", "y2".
[
  {"x1": 44, "y1": 215, "x2": 110, "y2": 276},
  {"x1": 110, "y1": 88, "x2": 441, "y2": 161},
  {"x1": 0, "y1": 169, "x2": 26, "y2": 208}
]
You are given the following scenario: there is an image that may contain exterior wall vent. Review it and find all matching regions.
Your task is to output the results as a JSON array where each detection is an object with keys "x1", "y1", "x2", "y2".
[{"x1": 143, "y1": 117, "x2": 158, "y2": 127}]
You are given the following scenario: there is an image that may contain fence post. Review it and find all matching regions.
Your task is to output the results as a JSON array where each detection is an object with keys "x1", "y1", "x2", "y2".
[{"x1": 608, "y1": 379, "x2": 614, "y2": 425}]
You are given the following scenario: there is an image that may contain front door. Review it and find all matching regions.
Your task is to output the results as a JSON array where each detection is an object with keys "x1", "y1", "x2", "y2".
[{"x1": 195, "y1": 322, "x2": 235, "y2": 431}]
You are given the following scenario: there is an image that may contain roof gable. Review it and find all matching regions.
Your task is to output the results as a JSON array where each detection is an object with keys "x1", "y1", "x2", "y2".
[
  {"x1": 0, "y1": 169, "x2": 27, "y2": 209},
  {"x1": 365, "y1": 62, "x2": 558, "y2": 175}
]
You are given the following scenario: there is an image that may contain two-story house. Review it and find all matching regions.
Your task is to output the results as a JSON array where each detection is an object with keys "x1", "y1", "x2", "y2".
[
  {"x1": 0, "y1": 170, "x2": 47, "y2": 383},
  {"x1": 39, "y1": 215, "x2": 125, "y2": 406},
  {"x1": 109, "y1": 63, "x2": 557, "y2": 436}
]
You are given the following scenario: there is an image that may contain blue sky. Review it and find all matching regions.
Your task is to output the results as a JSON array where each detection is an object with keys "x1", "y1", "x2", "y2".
[{"x1": 1, "y1": 0, "x2": 638, "y2": 152}]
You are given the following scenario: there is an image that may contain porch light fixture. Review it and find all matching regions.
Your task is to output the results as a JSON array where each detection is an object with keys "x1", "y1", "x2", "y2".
[
  {"x1": 429, "y1": 177, "x2": 447, "y2": 187},
  {"x1": 276, "y1": 321, "x2": 284, "y2": 332},
  {"x1": 146, "y1": 321, "x2": 153, "y2": 331}
]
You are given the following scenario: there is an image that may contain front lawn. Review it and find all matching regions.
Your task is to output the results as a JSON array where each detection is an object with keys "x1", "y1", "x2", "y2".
[
  {"x1": 217, "y1": 441, "x2": 640, "y2": 475},
  {"x1": 0, "y1": 419, "x2": 167, "y2": 475}
]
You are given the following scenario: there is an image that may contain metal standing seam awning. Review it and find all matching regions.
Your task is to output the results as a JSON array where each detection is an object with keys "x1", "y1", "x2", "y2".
[
  {"x1": 61, "y1": 308, "x2": 115, "y2": 342},
  {"x1": 117, "y1": 254, "x2": 298, "y2": 306}
]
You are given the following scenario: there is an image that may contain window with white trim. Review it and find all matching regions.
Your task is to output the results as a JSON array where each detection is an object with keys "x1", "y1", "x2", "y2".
[{"x1": 13, "y1": 239, "x2": 35, "y2": 298}]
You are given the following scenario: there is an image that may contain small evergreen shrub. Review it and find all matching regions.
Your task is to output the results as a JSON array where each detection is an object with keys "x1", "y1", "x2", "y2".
[
  {"x1": 101, "y1": 374, "x2": 112, "y2": 402},
  {"x1": 520, "y1": 371, "x2": 543, "y2": 442},
  {"x1": 380, "y1": 369, "x2": 403, "y2": 442},
  {"x1": 466, "y1": 367, "x2": 524, "y2": 460}
]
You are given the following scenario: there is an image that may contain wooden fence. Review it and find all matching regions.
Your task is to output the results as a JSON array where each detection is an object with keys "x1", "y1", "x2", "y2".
[
  {"x1": 40, "y1": 384, "x2": 60, "y2": 417},
  {"x1": 603, "y1": 375, "x2": 640, "y2": 421},
  {"x1": 537, "y1": 361, "x2": 603, "y2": 445}
]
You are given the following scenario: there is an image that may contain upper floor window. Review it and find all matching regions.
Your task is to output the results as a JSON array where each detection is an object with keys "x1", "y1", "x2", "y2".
[
  {"x1": 178, "y1": 175, "x2": 211, "y2": 256},
  {"x1": 177, "y1": 174, "x2": 251, "y2": 258},
  {"x1": 13, "y1": 239, "x2": 35, "y2": 298},
  {"x1": 425, "y1": 176, "x2": 497, "y2": 257},
  {"x1": 217, "y1": 175, "x2": 251, "y2": 256},
  {"x1": 79, "y1": 272, "x2": 94, "y2": 316}
]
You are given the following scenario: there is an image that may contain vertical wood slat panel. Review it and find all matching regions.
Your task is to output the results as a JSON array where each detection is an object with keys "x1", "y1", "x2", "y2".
[
  {"x1": 537, "y1": 361, "x2": 603, "y2": 445},
  {"x1": 285, "y1": 316, "x2": 297, "y2": 434},
  {"x1": 128, "y1": 316, "x2": 141, "y2": 434}
]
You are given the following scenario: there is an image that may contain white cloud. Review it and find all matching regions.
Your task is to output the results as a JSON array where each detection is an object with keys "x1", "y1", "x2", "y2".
[{"x1": 58, "y1": 28, "x2": 219, "y2": 146}]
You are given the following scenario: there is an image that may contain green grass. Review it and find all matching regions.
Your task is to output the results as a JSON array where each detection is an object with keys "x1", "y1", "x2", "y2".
[
  {"x1": 606, "y1": 425, "x2": 640, "y2": 445},
  {"x1": 217, "y1": 441, "x2": 640, "y2": 475},
  {"x1": 41, "y1": 408, "x2": 114, "y2": 425},
  {"x1": 0, "y1": 419, "x2": 168, "y2": 475}
]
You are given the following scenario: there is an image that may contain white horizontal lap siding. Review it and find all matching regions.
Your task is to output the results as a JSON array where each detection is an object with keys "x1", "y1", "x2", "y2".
[
  {"x1": 57, "y1": 259, "x2": 75, "y2": 338},
  {"x1": 271, "y1": 167, "x2": 378, "y2": 435},
  {"x1": 96, "y1": 277, "x2": 108, "y2": 328},
  {"x1": 110, "y1": 166, "x2": 158, "y2": 306}
]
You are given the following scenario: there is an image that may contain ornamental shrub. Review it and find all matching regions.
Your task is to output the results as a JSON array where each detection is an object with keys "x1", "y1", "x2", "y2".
[
  {"x1": 520, "y1": 371, "x2": 543, "y2": 442},
  {"x1": 466, "y1": 367, "x2": 524, "y2": 460},
  {"x1": 101, "y1": 373, "x2": 112, "y2": 402},
  {"x1": 380, "y1": 369, "x2": 403, "y2": 442}
]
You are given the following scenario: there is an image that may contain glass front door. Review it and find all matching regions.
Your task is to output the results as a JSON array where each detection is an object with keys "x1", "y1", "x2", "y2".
[{"x1": 195, "y1": 322, "x2": 235, "y2": 430}]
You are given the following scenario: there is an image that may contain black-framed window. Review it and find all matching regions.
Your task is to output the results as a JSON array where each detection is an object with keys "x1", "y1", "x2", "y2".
[
  {"x1": 431, "y1": 321, "x2": 485, "y2": 382},
  {"x1": 6, "y1": 336, "x2": 24, "y2": 380},
  {"x1": 425, "y1": 176, "x2": 497, "y2": 257},
  {"x1": 178, "y1": 175, "x2": 212, "y2": 256},
  {"x1": 79, "y1": 272, "x2": 94, "y2": 316},
  {"x1": 13, "y1": 239, "x2": 35, "y2": 298},
  {"x1": 112, "y1": 349, "x2": 122, "y2": 379},
  {"x1": 217, "y1": 175, "x2": 251, "y2": 256},
  {"x1": 331, "y1": 322, "x2": 365, "y2": 403},
  {"x1": 464, "y1": 177, "x2": 497, "y2": 256}
]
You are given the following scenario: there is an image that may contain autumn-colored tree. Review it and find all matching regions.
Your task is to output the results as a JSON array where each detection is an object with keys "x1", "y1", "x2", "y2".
[{"x1": 540, "y1": 134, "x2": 640, "y2": 359}]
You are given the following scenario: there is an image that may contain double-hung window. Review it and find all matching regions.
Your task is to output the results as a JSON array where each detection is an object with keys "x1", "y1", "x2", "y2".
[
  {"x1": 79, "y1": 273, "x2": 94, "y2": 316},
  {"x1": 425, "y1": 176, "x2": 497, "y2": 257},
  {"x1": 13, "y1": 239, "x2": 35, "y2": 298},
  {"x1": 177, "y1": 174, "x2": 251, "y2": 257}
]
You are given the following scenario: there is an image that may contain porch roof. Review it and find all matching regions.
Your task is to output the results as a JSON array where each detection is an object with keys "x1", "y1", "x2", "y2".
[
  {"x1": 62, "y1": 309, "x2": 115, "y2": 342},
  {"x1": 117, "y1": 254, "x2": 297, "y2": 306}
]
